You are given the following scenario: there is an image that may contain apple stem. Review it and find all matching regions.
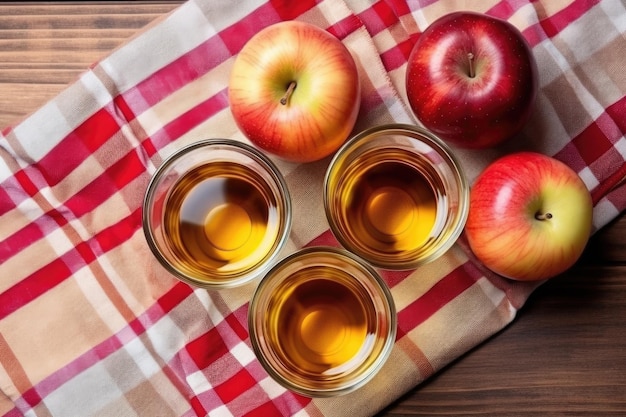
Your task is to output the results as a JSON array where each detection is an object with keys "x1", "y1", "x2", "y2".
[
  {"x1": 467, "y1": 53, "x2": 475, "y2": 78},
  {"x1": 280, "y1": 81, "x2": 297, "y2": 105},
  {"x1": 535, "y1": 212, "x2": 553, "y2": 221}
]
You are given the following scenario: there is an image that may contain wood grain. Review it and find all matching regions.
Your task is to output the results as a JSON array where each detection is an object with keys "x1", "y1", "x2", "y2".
[
  {"x1": 381, "y1": 261, "x2": 626, "y2": 415},
  {"x1": 0, "y1": 1, "x2": 184, "y2": 128},
  {"x1": 1, "y1": 2, "x2": 624, "y2": 415}
]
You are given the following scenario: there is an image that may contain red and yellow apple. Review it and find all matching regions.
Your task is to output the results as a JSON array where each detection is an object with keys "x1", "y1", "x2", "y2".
[
  {"x1": 465, "y1": 152, "x2": 593, "y2": 281},
  {"x1": 228, "y1": 21, "x2": 361, "y2": 163},
  {"x1": 405, "y1": 12, "x2": 538, "y2": 149}
]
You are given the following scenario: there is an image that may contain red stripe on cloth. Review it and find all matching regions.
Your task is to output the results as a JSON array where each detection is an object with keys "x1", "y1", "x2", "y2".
[
  {"x1": 0, "y1": 222, "x2": 44, "y2": 263},
  {"x1": 384, "y1": 0, "x2": 411, "y2": 18},
  {"x1": 15, "y1": 339, "x2": 124, "y2": 413},
  {"x1": 0, "y1": 257, "x2": 71, "y2": 320},
  {"x1": 357, "y1": 1, "x2": 401, "y2": 36},
  {"x1": 0, "y1": 237, "x2": 98, "y2": 318},
  {"x1": 538, "y1": 0, "x2": 600, "y2": 39},
  {"x1": 380, "y1": 1, "x2": 600, "y2": 63},
  {"x1": 271, "y1": 390, "x2": 311, "y2": 413},
  {"x1": 12, "y1": 282, "x2": 197, "y2": 412},
  {"x1": 225, "y1": 310, "x2": 249, "y2": 342},
  {"x1": 0, "y1": 334, "x2": 44, "y2": 413},
  {"x1": 36, "y1": 109, "x2": 119, "y2": 187},
  {"x1": 0, "y1": 183, "x2": 17, "y2": 216},
  {"x1": 522, "y1": 0, "x2": 600, "y2": 46},
  {"x1": 157, "y1": 281, "x2": 195, "y2": 314},
  {"x1": 13, "y1": 169, "x2": 40, "y2": 198},
  {"x1": 190, "y1": 396, "x2": 208, "y2": 417},
  {"x1": 592, "y1": 163, "x2": 626, "y2": 206},
  {"x1": 380, "y1": 268, "x2": 413, "y2": 288},
  {"x1": 0, "y1": 207, "x2": 144, "y2": 320},
  {"x1": 157, "y1": 91, "x2": 229, "y2": 148},
  {"x1": 396, "y1": 264, "x2": 478, "y2": 338},
  {"x1": 362, "y1": 88, "x2": 396, "y2": 123},
  {"x1": 553, "y1": 138, "x2": 588, "y2": 173},
  {"x1": 305, "y1": 229, "x2": 341, "y2": 248},
  {"x1": 214, "y1": 368, "x2": 257, "y2": 404},
  {"x1": 571, "y1": 117, "x2": 618, "y2": 167},
  {"x1": 187, "y1": 383, "x2": 228, "y2": 417},
  {"x1": 186, "y1": 327, "x2": 231, "y2": 370},
  {"x1": 121, "y1": 35, "x2": 232, "y2": 116},
  {"x1": 17, "y1": 389, "x2": 45, "y2": 414},
  {"x1": 93, "y1": 207, "x2": 142, "y2": 253},
  {"x1": 379, "y1": 39, "x2": 415, "y2": 71},
  {"x1": 243, "y1": 401, "x2": 283, "y2": 417},
  {"x1": 113, "y1": 95, "x2": 137, "y2": 123},
  {"x1": 106, "y1": 149, "x2": 148, "y2": 190},
  {"x1": 218, "y1": 1, "x2": 356, "y2": 58},
  {"x1": 485, "y1": 0, "x2": 526, "y2": 21},
  {"x1": 558, "y1": 123, "x2": 622, "y2": 175},
  {"x1": 325, "y1": 14, "x2": 364, "y2": 40},
  {"x1": 1, "y1": 407, "x2": 25, "y2": 417},
  {"x1": 217, "y1": 13, "x2": 276, "y2": 56},
  {"x1": 73, "y1": 240, "x2": 98, "y2": 266},
  {"x1": 606, "y1": 96, "x2": 626, "y2": 133},
  {"x1": 5, "y1": 264, "x2": 202, "y2": 413},
  {"x1": 268, "y1": 0, "x2": 318, "y2": 21},
  {"x1": 126, "y1": 312, "x2": 149, "y2": 339},
  {"x1": 47, "y1": 207, "x2": 70, "y2": 228},
  {"x1": 74, "y1": 108, "x2": 120, "y2": 155},
  {"x1": 232, "y1": 388, "x2": 312, "y2": 417},
  {"x1": 405, "y1": 0, "x2": 438, "y2": 10},
  {"x1": 553, "y1": 96, "x2": 626, "y2": 204},
  {"x1": 63, "y1": 150, "x2": 147, "y2": 218},
  {"x1": 140, "y1": 136, "x2": 159, "y2": 159}
]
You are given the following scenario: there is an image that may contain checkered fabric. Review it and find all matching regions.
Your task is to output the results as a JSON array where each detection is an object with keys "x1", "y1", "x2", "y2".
[{"x1": 1, "y1": 0, "x2": 625, "y2": 416}]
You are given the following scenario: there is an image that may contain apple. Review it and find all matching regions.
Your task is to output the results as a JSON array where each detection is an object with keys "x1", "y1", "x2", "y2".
[
  {"x1": 228, "y1": 21, "x2": 361, "y2": 163},
  {"x1": 405, "y1": 12, "x2": 538, "y2": 149},
  {"x1": 465, "y1": 152, "x2": 593, "y2": 281}
]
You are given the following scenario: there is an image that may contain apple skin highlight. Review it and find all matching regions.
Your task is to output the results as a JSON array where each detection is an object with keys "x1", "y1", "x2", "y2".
[
  {"x1": 405, "y1": 12, "x2": 538, "y2": 149},
  {"x1": 229, "y1": 21, "x2": 361, "y2": 163},
  {"x1": 465, "y1": 152, "x2": 593, "y2": 281}
]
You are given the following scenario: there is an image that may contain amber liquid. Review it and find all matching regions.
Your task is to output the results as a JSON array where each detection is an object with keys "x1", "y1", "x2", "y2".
[
  {"x1": 331, "y1": 148, "x2": 444, "y2": 262},
  {"x1": 163, "y1": 162, "x2": 281, "y2": 281},
  {"x1": 269, "y1": 268, "x2": 378, "y2": 378}
]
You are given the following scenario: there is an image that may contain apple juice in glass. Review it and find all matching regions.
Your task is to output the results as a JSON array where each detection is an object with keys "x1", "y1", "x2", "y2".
[
  {"x1": 142, "y1": 139, "x2": 291, "y2": 289},
  {"x1": 164, "y1": 162, "x2": 277, "y2": 273},
  {"x1": 324, "y1": 124, "x2": 469, "y2": 270},
  {"x1": 248, "y1": 247, "x2": 396, "y2": 397}
]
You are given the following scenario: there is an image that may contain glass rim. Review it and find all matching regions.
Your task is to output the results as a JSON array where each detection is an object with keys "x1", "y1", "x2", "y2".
[
  {"x1": 142, "y1": 138, "x2": 293, "y2": 289},
  {"x1": 248, "y1": 246, "x2": 397, "y2": 397},
  {"x1": 323, "y1": 123, "x2": 469, "y2": 270}
]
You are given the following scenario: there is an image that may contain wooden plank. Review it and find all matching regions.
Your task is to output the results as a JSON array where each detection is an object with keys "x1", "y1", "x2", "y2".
[
  {"x1": 0, "y1": 1, "x2": 184, "y2": 128},
  {"x1": 382, "y1": 263, "x2": 626, "y2": 415}
]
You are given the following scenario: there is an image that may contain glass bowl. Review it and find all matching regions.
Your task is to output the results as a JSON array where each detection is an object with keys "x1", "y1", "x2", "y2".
[
  {"x1": 142, "y1": 139, "x2": 292, "y2": 289},
  {"x1": 248, "y1": 246, "x2": 396, "y2": 397},
  {"x1": 324, "y1": 124, "x2": 469, "y2": 270}
]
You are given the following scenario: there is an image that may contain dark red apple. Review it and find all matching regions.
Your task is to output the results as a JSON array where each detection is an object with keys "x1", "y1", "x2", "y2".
[{"x1": 405, "y1": 11, "x2": 538, "y2": 148}]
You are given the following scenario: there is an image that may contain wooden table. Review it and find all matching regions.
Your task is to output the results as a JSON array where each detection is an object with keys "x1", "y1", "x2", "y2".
[{"x1": 1, "y1": 2, "x2": 625, "y2": 415}]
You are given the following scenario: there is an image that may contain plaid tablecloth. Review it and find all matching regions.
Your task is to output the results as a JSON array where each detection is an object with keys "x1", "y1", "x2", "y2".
[{"x1": 1, "y1": 0, "x2": 625, "y2": 416}]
